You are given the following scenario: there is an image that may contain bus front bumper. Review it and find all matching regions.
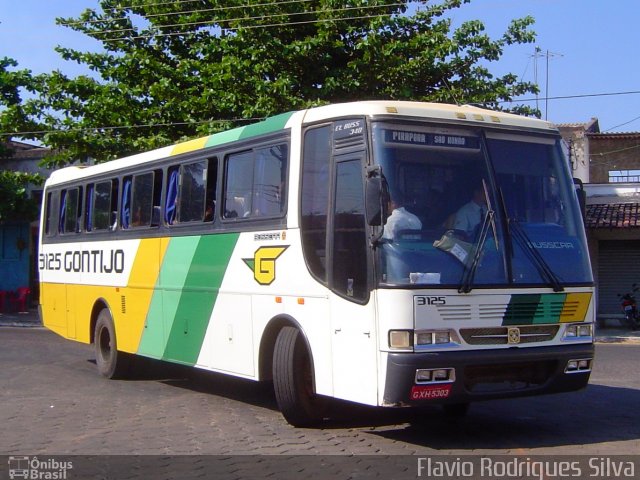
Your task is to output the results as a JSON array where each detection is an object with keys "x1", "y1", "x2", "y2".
[{"x1": 382, "y1": 343, "x2": 594, "y2": 406}]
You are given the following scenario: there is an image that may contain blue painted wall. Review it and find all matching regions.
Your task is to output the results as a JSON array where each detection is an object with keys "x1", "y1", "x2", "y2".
[{"x1": 0, "y1": 223, "x2": 31, "y2": 292}]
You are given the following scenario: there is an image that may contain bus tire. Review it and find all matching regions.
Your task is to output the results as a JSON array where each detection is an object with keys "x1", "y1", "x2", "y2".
[
  {"x1": 94, "y1": 308, "x2": 130, "y2": 379},
  {"x1": 273, "y1": 326, "x2": 326, "y2": 427}
]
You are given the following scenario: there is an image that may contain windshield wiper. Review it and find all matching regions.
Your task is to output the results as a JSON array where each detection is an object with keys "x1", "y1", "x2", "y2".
[
  {"x1": 458, "y1": 208, "x2": 494, "y2": 293},
  {"x1": 458, "y1": 179, "x2": 500, "y2": 294},
  {"x1": 509, "y1": 218, "x2": 564, "y2": 292}
]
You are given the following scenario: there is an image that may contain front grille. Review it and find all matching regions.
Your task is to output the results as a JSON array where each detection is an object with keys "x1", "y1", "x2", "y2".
[{"x1": 460, "y1": 325, "x2": 560, "y2": 345}]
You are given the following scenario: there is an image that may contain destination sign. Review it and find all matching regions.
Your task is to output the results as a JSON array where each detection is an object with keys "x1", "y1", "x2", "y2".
[{"x1": 384, "y1": 130, "x2": 479, "y2": 149}]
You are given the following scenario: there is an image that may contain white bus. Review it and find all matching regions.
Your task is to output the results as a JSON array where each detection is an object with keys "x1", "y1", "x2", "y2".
[{"x1": 39, "y1": 101, "x2": 595, "y2": 426}]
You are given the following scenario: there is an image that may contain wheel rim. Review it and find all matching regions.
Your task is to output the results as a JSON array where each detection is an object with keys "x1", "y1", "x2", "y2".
[{"x1": 98, "y1": 325, "x2": 112, "y2": 363}]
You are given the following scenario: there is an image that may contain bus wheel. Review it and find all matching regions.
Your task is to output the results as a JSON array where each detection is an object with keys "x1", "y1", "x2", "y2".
[
  {"x1": 94, "y1": 308, "x2": 130, "y2": 379},
  {"x1": 273, "y1": 326, "x2": 327, "y2": 427},
  {"x1": 443, "y1": 403, "x2": 470, "y2": 418}
]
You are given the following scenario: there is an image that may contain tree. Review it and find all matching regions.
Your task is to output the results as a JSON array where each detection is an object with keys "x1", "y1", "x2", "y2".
[
  {"x1": 19, "y1": 0, "x2": 538, "y2": 167},
  {"x1": 0, "y1": 58, "x2": 45, "y2": 222},
  {"x1": 0, "y1": 171, "x2": 44, "y2": 223},
  {"x1": 0, "y1": 57, "x2": 44, "y2": 156}
]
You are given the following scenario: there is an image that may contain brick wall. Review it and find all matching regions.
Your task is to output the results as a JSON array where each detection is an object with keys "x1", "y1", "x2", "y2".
[{"x1": 588, "y1": 133, "x2": 640, "y2": 183}]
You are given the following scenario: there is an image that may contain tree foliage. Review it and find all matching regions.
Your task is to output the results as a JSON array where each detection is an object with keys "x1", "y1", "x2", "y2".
[
  {"x1": 13, "y1": 0, "x2": 539, "y2": 167},
  {"x1": 0, "y1": 57, "x2": 44, "y2": 157},
  {"x1": 0, "y1": 170, "x2": 44, "y2": 223},
  {"x1": 0, "y1": 58, "x2": 45, "y2": 223}
]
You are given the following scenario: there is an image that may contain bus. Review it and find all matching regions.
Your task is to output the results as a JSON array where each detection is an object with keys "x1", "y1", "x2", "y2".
[{"x1": 39, "y1": 101, "x2": 595, "y2": 426}]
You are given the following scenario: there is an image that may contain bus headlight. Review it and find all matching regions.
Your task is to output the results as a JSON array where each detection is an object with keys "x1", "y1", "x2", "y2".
[
  {"x1": 414, "y1": 330, "x2": 459, "y2": 348},
  {"x1": 389, "y1": 330, "x2": 413, "y2": 349},
  {"x1": 563, "y1": 323, "x2": 593, "y2": 340}
]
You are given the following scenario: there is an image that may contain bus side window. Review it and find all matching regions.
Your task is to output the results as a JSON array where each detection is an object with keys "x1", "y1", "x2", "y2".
[
  {"x1": 121, "y1": 177, "x2": 132, "y2": 229},
  {"x1": 44, "y1": 191, "x2": 55, "y2": 237},
  {"x1": 90, "y1": 180, "x2": 116, "y2": 232},
  {"x1": 252, "y1": 144, "x2": 287, "y2": 217},
  {"x1": 204, "y1": 157, "x2": 218, "y2": 222},
  {"x1": 59, "y1": 187, "x2": 82, "y2": 234},
  {"x1": 110, "y1": 179, "x2": 119, "y2": 231},
  {"x1": 179, "y1": 161, "x2": 207, "y2": 223},
  {"x1": 131, "y1": 172, "x2": 154, "y2": 227},
  {"x1": 165, "y1": 167, "x2": 179, "y2": 225},
  {"x1": 301, "y1": 126, "x2": 331, "y2": 284},
  {"x1": 85, "y1": 184, "x2": 95, "y2": 232},
  {"x1": 151, "y1": 169, "x2": 163, "y2": 227},
  {"x1": 224, "y1": 150, "x2": 253, "y2": 219}
]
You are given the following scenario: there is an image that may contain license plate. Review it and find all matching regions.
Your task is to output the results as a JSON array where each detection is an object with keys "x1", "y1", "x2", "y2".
[
  {"x1": 624, "y1": 305, "x2": 633, "y2": 311},
  {"x1": 410, "y1": 384, "x2": 452, "y2": 400}
]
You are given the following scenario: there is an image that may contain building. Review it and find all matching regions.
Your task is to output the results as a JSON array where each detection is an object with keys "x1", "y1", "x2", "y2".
[
  {"x1": 559, "y1": 124, "x2": 640, "y2": 321},
  {"x1": 0, "y1": 140, "x2": 52, "y2": 310}
]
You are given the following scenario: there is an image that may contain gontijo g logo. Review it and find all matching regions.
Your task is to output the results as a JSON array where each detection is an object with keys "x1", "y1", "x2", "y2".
[{"x1": 243, "y1": 246, "x2": 288, "y2": 285}]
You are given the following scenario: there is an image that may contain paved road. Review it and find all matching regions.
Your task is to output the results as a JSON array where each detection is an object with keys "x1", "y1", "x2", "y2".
[{"x1": 1, "y1": 328, "x2": 639, "y2": 456}]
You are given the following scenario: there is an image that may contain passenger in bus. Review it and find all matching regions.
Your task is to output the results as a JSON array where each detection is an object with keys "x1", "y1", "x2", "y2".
[
  {"x1": 383, "y1": 194, "x2": 422, "y2": 241},
  {"x1": 452, "y1": 184, "x2": 487, "y2": 240},
  {"x1": 132, "y1": 205, "x2": 143, "y2": 227},
  {"x1": 204, "y1": 204, "x2": 214, "y2": 222}
]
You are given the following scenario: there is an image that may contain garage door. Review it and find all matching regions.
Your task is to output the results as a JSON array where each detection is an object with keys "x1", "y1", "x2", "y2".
[{"x1": 597, "y1": 240, "x2": 640, "y2": 316}]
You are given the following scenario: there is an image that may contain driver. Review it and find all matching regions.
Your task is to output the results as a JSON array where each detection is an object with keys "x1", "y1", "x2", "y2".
[
  {"x1": 453, "y1": 184, "x2": 487, "y2": 240},
  {"x1": 383, "y1": 193, "x2": 422, "y2": 241}
]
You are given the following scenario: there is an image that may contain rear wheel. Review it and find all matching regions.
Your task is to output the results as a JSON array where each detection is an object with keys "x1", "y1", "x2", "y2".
[
  {"x1": 94, "y1": 308, "x2": 130, "y2": 379},
  {"x1": 272, "y1": 326, "x2": 327, "y2": 427}
]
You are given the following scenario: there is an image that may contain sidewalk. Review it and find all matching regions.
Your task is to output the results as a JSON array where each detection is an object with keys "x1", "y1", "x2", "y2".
[
  {"x1": 1, "y1": 309, "x2": 638, "y2": 343},
  {"x1": 0, "y1": 308, "x2": 42, "y2": 328}
]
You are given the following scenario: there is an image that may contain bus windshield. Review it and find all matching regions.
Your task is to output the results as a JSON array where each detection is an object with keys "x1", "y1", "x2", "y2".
[{"x1": 371, "y1": 122, "x2": 592, "y2": 289}]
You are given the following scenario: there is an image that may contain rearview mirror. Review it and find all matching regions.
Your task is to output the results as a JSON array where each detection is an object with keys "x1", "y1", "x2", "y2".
[{"x1": 365, "y1": 166, "x2": 388, "y2": 226}]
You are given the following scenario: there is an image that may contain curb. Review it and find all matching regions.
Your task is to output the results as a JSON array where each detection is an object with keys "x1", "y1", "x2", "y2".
[{"x1": 0, "y1": 311, "x2": 42, "y2": 328}]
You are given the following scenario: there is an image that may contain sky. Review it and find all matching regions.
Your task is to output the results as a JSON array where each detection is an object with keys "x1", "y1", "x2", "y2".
[{"x1": 1, "y1": 0, "x2": 639, "y2": 133}]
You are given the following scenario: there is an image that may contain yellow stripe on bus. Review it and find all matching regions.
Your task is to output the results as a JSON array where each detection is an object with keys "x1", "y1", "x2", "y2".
[
  {"x1": 115, "y1": 238, "x2": 169, "y2": 353},
  {"x1": 41, "y1": 239, "x2": 169, "y2": 352},
  {"x1": 170, "y1": 136, "x2": 210, "y2": 156},
  {"x1": 559, "y1": 292, "x2": 592, "y2": 322}
]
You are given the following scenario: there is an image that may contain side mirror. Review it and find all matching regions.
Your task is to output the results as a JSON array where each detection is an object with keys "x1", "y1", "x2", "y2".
[
  {"x1": 573, "y1": 178, "x2": 586, "y2": 219},
  {"x1": 365, "y1": 166, "x2": 388, "y2": 226}
]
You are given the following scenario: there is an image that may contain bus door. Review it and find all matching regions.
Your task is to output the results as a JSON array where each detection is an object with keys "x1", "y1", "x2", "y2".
[{"x1": 329, "y1": 154, "x2": 378, "y2": 405}]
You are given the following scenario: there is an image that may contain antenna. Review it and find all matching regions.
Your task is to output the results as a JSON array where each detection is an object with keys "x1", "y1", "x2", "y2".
[
  {"x1": 441, "y1": 77, "x2": 461, "y2": 106},
  {"x1": 530, "y1": 47, "x2": 563, "y2": 120}
]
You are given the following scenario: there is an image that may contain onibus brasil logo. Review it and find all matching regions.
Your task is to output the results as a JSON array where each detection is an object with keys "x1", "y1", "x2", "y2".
[
  {"x1": 8, "y1": 456, "x2": 73, "y2": 479},
  {"x1": 243, "y1": 246, "x2": 288, "y2": 285}
]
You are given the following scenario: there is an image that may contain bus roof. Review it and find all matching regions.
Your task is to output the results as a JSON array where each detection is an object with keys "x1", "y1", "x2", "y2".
[{"x1": 45, "y1": 101, "x2": 555, "y2": 186}]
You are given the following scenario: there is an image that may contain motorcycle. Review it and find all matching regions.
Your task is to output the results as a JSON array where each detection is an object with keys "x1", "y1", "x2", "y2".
[{"x1": 617, "y1": 284, "x2": 640, "y2": 330}]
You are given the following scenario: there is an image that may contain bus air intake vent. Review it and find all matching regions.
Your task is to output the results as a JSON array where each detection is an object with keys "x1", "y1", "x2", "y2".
[
  {"x1": 334, "y1": 135, "x2": 365, "y2": 152},
  {"x1": 459, "y1": 325, "x2": 560, "y2": 345},
  {"x1": 121, "y1": 296, "x2": 126, "y2": 314},
  {"x1": 436, "y1": 304, "x2": 472, "y2": 321}
]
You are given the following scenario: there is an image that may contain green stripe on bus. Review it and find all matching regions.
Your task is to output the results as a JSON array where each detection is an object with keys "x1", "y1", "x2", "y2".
[
  {"x1": 137, "y1": 237, "x2": 201, "y2": 358},
  {"x1": 204, "y1": 112, "x2": 294, "y2": 149},
  {"x1": 503, "y1": 293, "x2": 567, "y2": 325},
  {"x1": 163, "y1": 233, "x2": 239, "y2": 365}
]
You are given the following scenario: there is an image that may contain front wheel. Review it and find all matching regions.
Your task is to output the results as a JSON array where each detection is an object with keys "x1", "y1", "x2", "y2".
[
  {"x1": 272, "y1": 326, "x2": 327, "y2": 427},
  {"x1": 94, "y1": 308, "x2": 130, "y2": 379}
]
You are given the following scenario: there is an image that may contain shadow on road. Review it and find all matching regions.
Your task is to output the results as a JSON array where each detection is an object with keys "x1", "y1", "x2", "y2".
[
  {"x1": 364, "y1": 384, "x2": 640, "y2": 450},
  {"x1": 121, "y1": 356, "x2": 640, "y2": 450}
]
